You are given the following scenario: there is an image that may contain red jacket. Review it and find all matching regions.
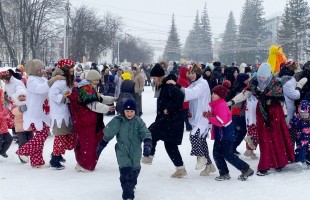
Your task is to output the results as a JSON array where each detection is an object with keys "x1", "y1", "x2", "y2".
[{"x1": 177, "y1": 67, "x2": 190, "y2": 109}]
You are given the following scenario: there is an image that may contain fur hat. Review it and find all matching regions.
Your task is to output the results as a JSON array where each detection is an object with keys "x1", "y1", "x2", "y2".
[
  {"x1": 86, "y1": 70, "x2": 101, "y2": 81},
  {"x1": 150, "y1": 63, "x2": 165, "y2": 77},
  {"x1": 12, "y1": 88, "x2": 27, "y2": 106},
  {"x1": 212, "y1": 81, "x2": 230, "y2": 99},
  {"x1": 188, "y1": 64, "x2": 202, "y2": 75},
  {"x1": 25, "y1": 59, "x2": 45, "y2": 76},
  {"x1": 257, "y1": 62, "x2": 271, "y2": 78},
  {"x1": 123, "y1": 98, "x2": 136, "y2": 111}
]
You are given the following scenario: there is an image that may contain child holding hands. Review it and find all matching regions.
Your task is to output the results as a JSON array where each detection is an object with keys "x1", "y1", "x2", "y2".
[
  {"x1": 204, "y1": 82, "x2": 254, "y2": 181},
  {"x1": 11, "y1": 88, "x2": 34, "y2": 162},
  {"x1": 96, "y1": 98, "x2": 152, "y2": 200}
]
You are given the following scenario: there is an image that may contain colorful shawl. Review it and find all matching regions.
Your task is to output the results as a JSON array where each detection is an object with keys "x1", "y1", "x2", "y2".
[{"x1": 247, "y1": 76, "x2": 285, "y2": 126}]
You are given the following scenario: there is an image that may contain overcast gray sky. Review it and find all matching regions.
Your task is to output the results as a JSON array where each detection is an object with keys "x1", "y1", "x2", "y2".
[{"x1": 71, "y1": 0, "x2": 305, "y2": 58}]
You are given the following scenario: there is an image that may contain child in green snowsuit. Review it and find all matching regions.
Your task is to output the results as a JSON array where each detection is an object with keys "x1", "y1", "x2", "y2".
[{"x1": 96, "y1": 98, "x2": 152, "y2": 200}]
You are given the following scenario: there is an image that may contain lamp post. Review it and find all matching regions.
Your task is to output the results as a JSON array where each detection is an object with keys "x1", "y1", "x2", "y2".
[{"x1": 117, "y1": 41, "x2": 120, "y2": 65}]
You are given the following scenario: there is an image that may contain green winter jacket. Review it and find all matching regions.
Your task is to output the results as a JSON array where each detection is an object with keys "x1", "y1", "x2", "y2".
[{"x1": 103, "y1": 115, "x2": 151, "y2": 169}]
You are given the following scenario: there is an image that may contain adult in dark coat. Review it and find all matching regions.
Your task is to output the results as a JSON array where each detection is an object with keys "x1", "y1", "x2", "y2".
[{"x1": 142, "y1": 63, "x2": 187, "y2": 178}]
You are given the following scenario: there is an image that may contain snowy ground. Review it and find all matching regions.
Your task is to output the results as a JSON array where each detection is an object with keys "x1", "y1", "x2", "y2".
[{"x1": 0, "y1": 83, "x2": 309, "y2": 200}]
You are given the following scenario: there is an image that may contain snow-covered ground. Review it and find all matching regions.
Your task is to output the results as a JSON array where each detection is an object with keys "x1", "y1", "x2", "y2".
[{"x1": 0, "y1": 82, "x2": 309, "y2": 200}]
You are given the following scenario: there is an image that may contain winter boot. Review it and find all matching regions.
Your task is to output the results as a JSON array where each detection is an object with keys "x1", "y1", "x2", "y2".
[
  {"x1": 141, "y1": 156, "x2": 153, "y2": 165},
  {"x1": 50, "y1": 155, "x2": 65, "y2": 170},
  {"x1": 200, "y1": 163, "x2": 216, "y2": 176},
  {"x1": 238, "y1": 168, "x2": 254, "y2": 181},
  {"x1": 244, "y1": 150, "x2": 258, "y2": 160},
  {"x1": 18, "y1": 155, "x2": 29, "y2": 163},
  {"x1": 171, "y1": 166, "x2": 187, "y2": 178},
  {"x1": 244, "y1": 136, "x2": 256, "y2": 150},
  {"x1": 215, "y1": 174, "x2": 231, "y2": 181},
  {"x1": 306, "y1": 160, "x2": 310, "y2": 169},
  {"x1": 59, "y1": 154, "x2": 66, "y2": 163},
  {"x1": 75, "y1": 164, "x2": 91, "y2": 173},
  {"x1": 256, "y1": 170, "x2": 268, "y2": 176},
  {"x1": 195, "y1": 156, "x2": 208, "y2": 170},
  {"x1": 1, "y1": 153, "x2": 8, "y2": 158}
]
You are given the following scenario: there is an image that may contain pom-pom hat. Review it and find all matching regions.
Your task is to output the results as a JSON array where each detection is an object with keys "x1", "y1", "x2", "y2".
[{"x1": 212, "y1": 80, "x2": 231, "y2": 99}]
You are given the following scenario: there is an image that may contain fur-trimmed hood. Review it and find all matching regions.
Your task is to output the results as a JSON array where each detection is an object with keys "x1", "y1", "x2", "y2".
[{"x1": 12, "y1": 88, "x2": 27, "y2": 106}]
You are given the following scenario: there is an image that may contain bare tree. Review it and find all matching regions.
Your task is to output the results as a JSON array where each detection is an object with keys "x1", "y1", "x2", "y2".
[{"x1": 70, "y1": 5, "x2": 121, "y2": 62}]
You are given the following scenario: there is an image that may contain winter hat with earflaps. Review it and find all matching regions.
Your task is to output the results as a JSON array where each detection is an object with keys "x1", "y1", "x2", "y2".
[
  {"x1": 25, "y1": 59, "x2": 45, "y2": 76},
  {"x1": 257, "y1": 62, "x2": 271, "y2": 78},
  {"x1": 86, "y1": 70, "x2": 101, "y2": 81}
]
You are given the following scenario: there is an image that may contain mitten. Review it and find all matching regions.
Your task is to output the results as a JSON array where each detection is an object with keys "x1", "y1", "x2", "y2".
[
  {"x1": 203, "y1": 111, "x2": 213, "y2": 118},
  {"x1": 96, "y1": 139, "x2": 108, "y2": 157},
  {"x1": 143, "y1": 138, "x2": 152, "y2": 157},
  {"x1": 296, "y1": 77, "x2": 308, "y2": 89},
  {"x1": 18, "y1": 105, "x2": 27, "y2": 113}
]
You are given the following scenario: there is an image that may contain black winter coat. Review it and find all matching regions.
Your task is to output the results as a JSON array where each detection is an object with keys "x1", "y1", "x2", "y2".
[{"x1": 149, "y1": 74, "x2": 185, "y2": 145}]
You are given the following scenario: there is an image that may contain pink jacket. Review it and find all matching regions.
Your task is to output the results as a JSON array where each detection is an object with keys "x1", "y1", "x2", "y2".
[
  {"x1": 0, "y1": 106, "x2": 9, "y2": 134},
  {"x1": 209, "y1": 98, "x2": 232, "y2": 127}
]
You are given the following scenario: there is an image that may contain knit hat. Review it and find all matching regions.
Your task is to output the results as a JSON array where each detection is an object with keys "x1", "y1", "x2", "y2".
[
  {"x1": 123, "y1": 98, "x2": 136, "y2": 111},
  {"x1": 298, "y1": 100, "x2": 310, "y2": 114},
  {"x1": 86, "y1": 70, "x2": 101, "y2": 81},
  {"x1": 121, "y1": 72, "x2": 132, "y2": 80},
  {"x1": 188, "y1": 64, "x2": 202, "y2": 75},
  {"x1": 84, "y1": 64, "x2": 91, "y2": 70},
  {"x1": 213, "y1": 61, "x2": 221, "y2": 67},
  {"x1": 257, "y1": 62, "x2": 271, "y2": 78},
  {"x1": 150, "y1": 63, "x2": 165, "y2": 77},
  {"x1": 236, "y1": 73, "x2": 250, "y2": 84},
  {"x1": 25, "y1": 59, "x2": 45, "y2": 76},
  {"x1": 108, "y1": 75, "x2": 115, "y2": 82},
  {"x1": 212, "y1": 81, "x2": 230, "y2": 99},
  {"x1": 0, "y1": 70, "x2": 11, "y2": 80}
]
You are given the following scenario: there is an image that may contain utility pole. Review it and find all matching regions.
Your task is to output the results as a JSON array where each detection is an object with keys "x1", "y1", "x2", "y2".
[{"x1": 64, "y1": 0, "x2": 69, "y2": 58}]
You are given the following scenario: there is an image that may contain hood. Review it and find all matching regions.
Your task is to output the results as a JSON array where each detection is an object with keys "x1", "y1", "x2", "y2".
[
  {"x1": 280, "y1": 75, "x2": 293, "y2": 86},
  {"x1": 78, "y1": 79, "x2": 90, "y2": 87},
  {"x1": 179, "y1": 67, "x2": 188, "y2": 79},
  {"x1": 12, "y1": 88, "x2": 27, "y2": 106}
]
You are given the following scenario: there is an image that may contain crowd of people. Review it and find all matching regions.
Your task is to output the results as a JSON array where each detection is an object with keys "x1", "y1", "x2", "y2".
[{"x1": 1, "y1": 59, "x2": 310, "y2": 200}]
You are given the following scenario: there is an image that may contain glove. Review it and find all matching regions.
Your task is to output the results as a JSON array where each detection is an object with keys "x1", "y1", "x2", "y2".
[
  {"x1": 143, "y1": 138, "x2": 152, "y2": 157},
  {"x1": 96, "y1": 139, "x2": 108, "y2": 157},
  {"x1": 18, "y1": 105, "x2": 27, "y2": 113},
  {"x1": 188, "y1": 112, "x2": 192, "y2": 118},
  {"x1": 227, "y1": 101, "x2": 232, "y2": 106},
  {"x1": 203, "y1": 111, "x2": 213, "y2": 118},
  {"x1": 297, "y1": 77, "x2": 308, "y2": 89}
]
